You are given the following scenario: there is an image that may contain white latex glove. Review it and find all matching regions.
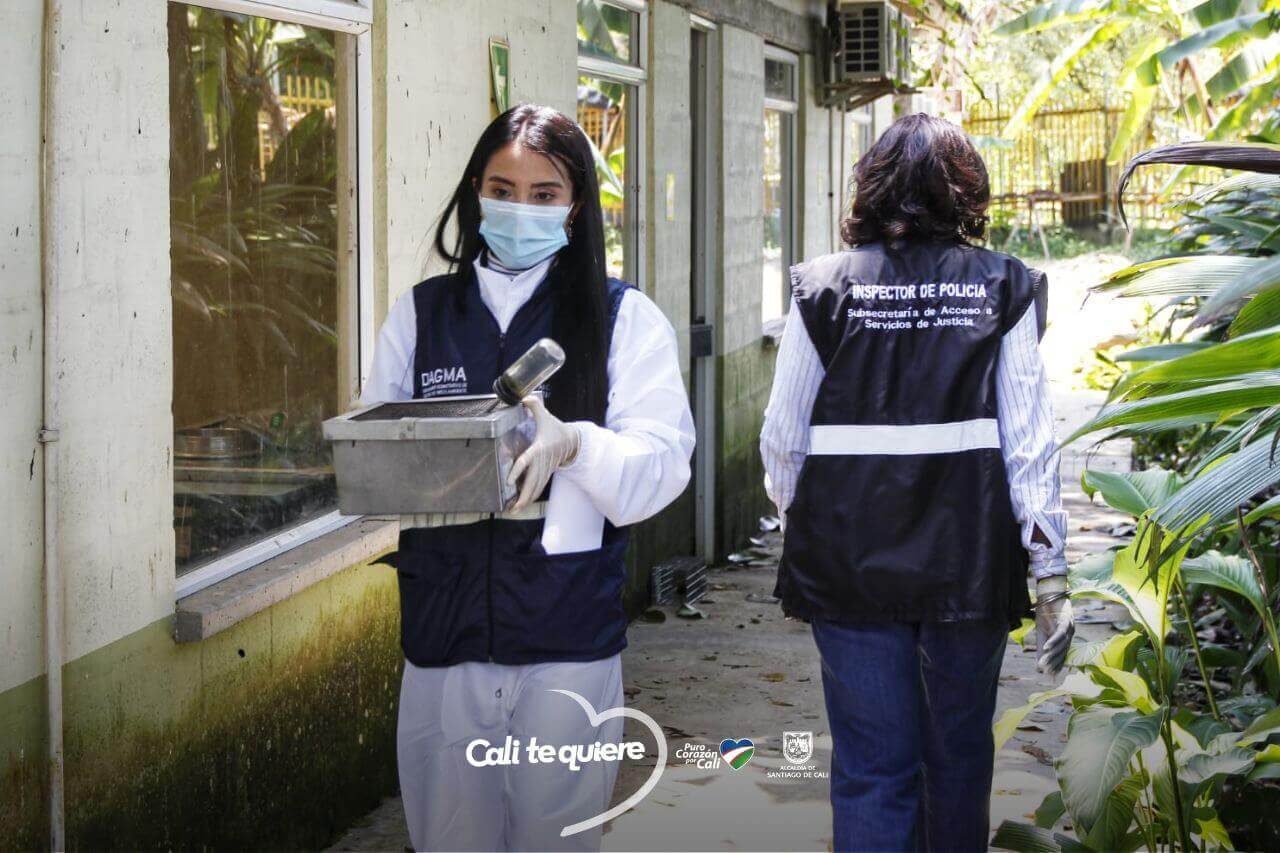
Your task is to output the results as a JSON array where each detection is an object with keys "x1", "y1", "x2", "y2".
[
  {"x1": 1034, "y1": 575, "x2": 1074, "y2": 675},
  {"x1": 507, "y1": 395, "x2": 581, "y2": 511}
]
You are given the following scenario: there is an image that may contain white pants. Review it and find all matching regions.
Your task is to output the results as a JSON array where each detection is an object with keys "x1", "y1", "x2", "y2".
[{"x1": 397, "y1": 655, "x2": 624, "y2": 852}]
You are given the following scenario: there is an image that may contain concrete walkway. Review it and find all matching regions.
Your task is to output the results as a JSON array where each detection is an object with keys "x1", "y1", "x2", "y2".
[{"x1": 326, "y1": 252, "x2": 1145, "y2": 852}]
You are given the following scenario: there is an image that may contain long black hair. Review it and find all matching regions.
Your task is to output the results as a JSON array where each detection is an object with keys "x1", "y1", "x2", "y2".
[{"x1": 433, "y1": 104, "x2": 610, "y2": 426}]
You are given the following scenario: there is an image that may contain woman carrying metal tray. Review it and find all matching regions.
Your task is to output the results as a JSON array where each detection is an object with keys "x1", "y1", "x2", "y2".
[{"x1": 360, "y1": 104, "x2": 695, "y2": 852}]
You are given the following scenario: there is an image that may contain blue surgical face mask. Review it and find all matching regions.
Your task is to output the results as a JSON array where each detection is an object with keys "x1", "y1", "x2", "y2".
[{"x1": 478, "y1": 197, "x2": 571, "y2": 270}]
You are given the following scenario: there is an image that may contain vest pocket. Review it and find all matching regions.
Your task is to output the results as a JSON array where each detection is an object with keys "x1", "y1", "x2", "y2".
[
  {"x1": 390, "y1": 547, "x2": 483, "y2": 666},
  {"x1": 786, "y1": 455, "x2": 969, "y2": 609},
  {"x1": 493, "y1": 537, "x2": 628, "y2": 660}
]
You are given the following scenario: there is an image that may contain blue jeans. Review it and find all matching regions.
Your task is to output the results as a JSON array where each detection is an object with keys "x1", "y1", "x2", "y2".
[{"x1": 811, "y1": 619, "x2": 1007, "y2": 852}]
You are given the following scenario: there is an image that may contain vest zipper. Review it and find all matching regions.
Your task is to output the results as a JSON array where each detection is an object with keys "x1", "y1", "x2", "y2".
[
  {"x1": 486, "y1": 521, "x2": 495, "y2": 662},
  {"x1": 487, "y1": 331, "x2": 506, "y2": 662}
]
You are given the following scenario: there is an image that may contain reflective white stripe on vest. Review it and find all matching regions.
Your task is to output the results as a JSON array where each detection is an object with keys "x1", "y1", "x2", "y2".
[{"x1": 808, "y1": 419, "x2": 1001, "y2": 455}]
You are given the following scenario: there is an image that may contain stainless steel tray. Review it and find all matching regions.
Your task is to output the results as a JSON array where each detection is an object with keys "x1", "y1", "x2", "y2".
[{"x1": 322, "y1": 395, "x2": 532, "y2": 515}]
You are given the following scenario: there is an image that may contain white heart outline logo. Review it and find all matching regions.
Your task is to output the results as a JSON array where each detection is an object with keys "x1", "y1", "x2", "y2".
[{"x1": 547, "y1": 688, "x2": 668, "y2": 838}]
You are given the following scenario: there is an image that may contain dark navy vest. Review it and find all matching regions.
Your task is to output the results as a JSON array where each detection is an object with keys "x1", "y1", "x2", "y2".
[
  {"x1": 777, "y1": 241, "x2": 1037, "y2": 627},
  {"x1": 383, "y1": 264, "x2": 634, "y2": 667}
]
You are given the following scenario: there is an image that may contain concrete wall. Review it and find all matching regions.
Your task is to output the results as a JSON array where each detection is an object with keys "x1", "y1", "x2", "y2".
[
  {"x1": 630, "y1": 0, "x2": 697, "y2": 582},
  {"x1": 0, "y1": 0, "x2": 174, "y2": 700},
  {"x1": 712, "y1": 24, "x2": 774, "y2": 556},
  {"x1": 0, "y1": 560, "x2": 402, "y2": 849},
  {"x1": 381, "y1": 0, "x2": 577, "y2": 313},
  {"x1": 800, "y1": 52, "x2": 838, "y2": 261},
  {"x1": 0, "y1": 0, "x2": 45, "y2": 701},
  {"x1": 0, "y1": 2, "x2": 399, "y2": 846}
]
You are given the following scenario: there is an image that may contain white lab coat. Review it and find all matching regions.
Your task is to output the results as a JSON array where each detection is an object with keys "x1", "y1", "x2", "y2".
[{"x1": 361, "y1": 258, "x2": 695, "y2": 851}]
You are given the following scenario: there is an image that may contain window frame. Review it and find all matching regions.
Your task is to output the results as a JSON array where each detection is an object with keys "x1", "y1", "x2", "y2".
[
  {"x1": 169, "y1": 0, "x2": 375, "y2": 600},
  {"x1": 577, "y1": 0, "x2": 648, "y2": 288},
  {"x1": 763, "y1": 44, "x2": 799, "y2": 322}
]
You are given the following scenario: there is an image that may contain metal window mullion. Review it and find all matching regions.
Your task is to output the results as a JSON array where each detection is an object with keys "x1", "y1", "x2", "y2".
[
  {"x1": 631, "y1": 3, "x2": 647, "y2": 294},
  {"x1": 764, "y1": 43, "x2": 799, "y2": 64},
  {"x1": 175, "y1": 511, "x2": 358, "y2": 599},
  {"x1": 171, "y1": 0, "x2": 370, "y2": 33},
  {"x1": 356, "y1": 28, "x2": 375, "y2": 390},
  {"x1": 577, "y1": 55, "x2": 647, "y2": 85},
  {"x1": 604, "y1": 0, "x2": 648, "y2": 13}
]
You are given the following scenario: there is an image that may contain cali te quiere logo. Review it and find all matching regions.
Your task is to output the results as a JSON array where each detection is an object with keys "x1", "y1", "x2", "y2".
[{"x1": 464, "y1": 689, "x2": 667, "y2": 838}]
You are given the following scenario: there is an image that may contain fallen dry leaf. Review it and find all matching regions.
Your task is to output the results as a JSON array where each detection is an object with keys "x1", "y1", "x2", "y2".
[{"x1": 1022, "y1": 744, "x2": 1054, "y2": 766}]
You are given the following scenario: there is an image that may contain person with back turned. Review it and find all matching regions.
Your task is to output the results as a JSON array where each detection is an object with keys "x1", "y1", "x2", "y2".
[{"x1": 760, "y1": 114, "x2": 1074, "y2": 852}]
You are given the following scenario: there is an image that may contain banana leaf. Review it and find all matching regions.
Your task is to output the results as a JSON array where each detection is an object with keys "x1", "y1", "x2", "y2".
[
  {"x1": 992, "y1": 0, "x2": 1115, "y2": 36},
  {"x1": 1002, "y1": 20, "x2": 1131, "y2": 138},
  {"x1": 1155, "y1": 13, "x2": 1274, "y2": 70},
  {"x1": 1208, "y1": 66, "x2": 1280, "y2": 141},
  {"x1": 1106, "y1": 79, "x2": 1159, "y2": 166},
  {"x1": 1105, "y1": 33, "x2": 1170, "y2": 164},
  {"x1": 1207, "y1": 37, "x2": 1280, "y2": 98}
]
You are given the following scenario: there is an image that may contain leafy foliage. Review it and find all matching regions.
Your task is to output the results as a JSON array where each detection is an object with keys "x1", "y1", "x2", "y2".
[
  {"x1": 998, "y1": 140, "x2": 1280, "y2": 851},
  {"x1": 993, "y1": 0, "x2": 1280, "y2": 161}
]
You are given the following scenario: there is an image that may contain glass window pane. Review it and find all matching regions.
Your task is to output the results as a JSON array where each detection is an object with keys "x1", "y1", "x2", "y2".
[
  {"x1": 577, "y1": 75, "x2": 630, "y2": 280},
  {"x1": 763, "y1": 108, "x2": 793, "y2": 323},
  {"x1": 577, "y1": 0, "x2": 636, "y2": 64},
  {"x1": 168, "y1": 5, "x2": 342, "y2": 575},
  {"x1": 765, "y1": 58, "x2": 795, "y2": 103}
]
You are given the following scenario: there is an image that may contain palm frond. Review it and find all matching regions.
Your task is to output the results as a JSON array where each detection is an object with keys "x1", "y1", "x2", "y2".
[
  {"x1": 1093, "y1": 255, "x2": 1263, "y2": 298},
  {"x1": 1156, "y1": 431, "x2": 1280, "y2": 530},
  {"x1": 1117, "y1": 142, "x2": 1280, "y2": 227}
]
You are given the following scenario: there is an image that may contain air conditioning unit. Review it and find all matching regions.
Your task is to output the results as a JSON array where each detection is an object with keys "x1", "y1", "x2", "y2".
[{"x1": 822, "y1": 0, "x2": 913, "y2": 106}]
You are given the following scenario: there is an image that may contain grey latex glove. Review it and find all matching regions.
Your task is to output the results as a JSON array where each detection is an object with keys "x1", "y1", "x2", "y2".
[
  {"x1": 507, "y1": 395, "x2": 580, "y2": 511},
  {"x1": 1035, "y1": 575, "x2": 1074, "y2": 675}
]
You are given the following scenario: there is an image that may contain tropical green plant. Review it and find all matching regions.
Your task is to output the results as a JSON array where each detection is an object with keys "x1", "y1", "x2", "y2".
[
  {"x1": 993, "y1": 0, "x2": 1280, "y2": 160},
  {"x1": 994, "y1": 140, "x2": 1280, "y2": 850},
  {"x1": 993, "y1": 480, "x2": 1280, "y2": 850}
]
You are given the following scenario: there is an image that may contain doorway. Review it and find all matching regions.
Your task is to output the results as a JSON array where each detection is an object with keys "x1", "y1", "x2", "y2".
[{"x1": 688, "y1": 20, "x2": 717, "y2": 562}]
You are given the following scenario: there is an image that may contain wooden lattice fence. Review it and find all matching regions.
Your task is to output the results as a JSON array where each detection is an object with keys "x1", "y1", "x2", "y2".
[{"x1": 964, "y1": 93, "x2": 1183, "y2": 232}]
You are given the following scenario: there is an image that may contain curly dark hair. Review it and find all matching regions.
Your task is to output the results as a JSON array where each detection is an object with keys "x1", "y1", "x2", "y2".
[{"x1": 841, "y1": 113, "x2": 990, "y2": 247}]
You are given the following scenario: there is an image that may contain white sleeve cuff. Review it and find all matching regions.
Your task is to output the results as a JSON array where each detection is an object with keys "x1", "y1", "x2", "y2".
[
  {"x1": 561, "y1": 421, "x2": 608, "y2": 478},
  {"x1": 1030, "y1": 554, "x2": 1069, "y2": 579}
]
